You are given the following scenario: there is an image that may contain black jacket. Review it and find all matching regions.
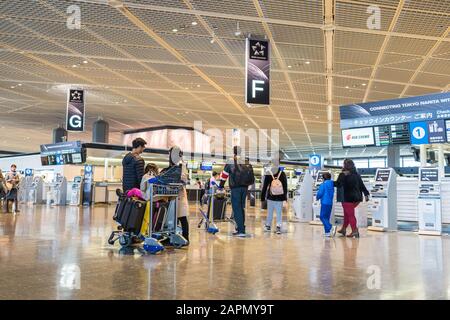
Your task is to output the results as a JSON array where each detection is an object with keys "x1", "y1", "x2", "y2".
[
  {"x1": 261, "y1": 170, "x2": 288, "y2": 202},
  {"x1": 334, "y1": 171, "x2": 369, "y2": 203},
  {"x1": 122, "y1": 152, "x2": 145, "y2": 192}
]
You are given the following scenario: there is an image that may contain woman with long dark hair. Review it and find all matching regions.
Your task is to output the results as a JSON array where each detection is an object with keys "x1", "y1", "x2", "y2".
[{"x1": 334, "y1": 159, "x2": 370, "y2": 238}]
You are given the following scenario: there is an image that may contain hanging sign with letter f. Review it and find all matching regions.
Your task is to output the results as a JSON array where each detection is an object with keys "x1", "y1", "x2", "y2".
[{"x1": 245, "y1": 38, "x2": 270, "y2": 106}]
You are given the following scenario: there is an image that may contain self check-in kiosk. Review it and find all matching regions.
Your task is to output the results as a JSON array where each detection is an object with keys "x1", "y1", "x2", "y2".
[
  {"x1": 46, "y1": 175, "x2": 67, "y2": 206},
  {"x1": 291, "y1": 171, "x2": 313, "y2": 222},
  {"x1": 418, "y1": 168, "x2": 442, "y2": 236},
  {"x1": 368, "y1": 168, "x2": 397, "y2": 232},
  {"x1": 310, "y1": 170, "x2": 334, "y2": 225},
  {"x1": 28, "y1": 176, "x2": 44, "y2": 204},
  {"x1": 69, "y1": 176, "x2": 83, "y2": 206}
]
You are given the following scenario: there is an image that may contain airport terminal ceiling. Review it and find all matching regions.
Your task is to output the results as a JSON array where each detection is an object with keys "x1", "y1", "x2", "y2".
[{"x1": 0, "y1": 0, "x2": 449, "y2": 158}]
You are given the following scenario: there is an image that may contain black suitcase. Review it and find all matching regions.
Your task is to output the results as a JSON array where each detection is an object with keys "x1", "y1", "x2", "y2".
[
  {"x1": 113, "y1": 196, "x2": 127, "y2": 223},
  {"x1": 120, "y1": 198, "x2": 133, "y2": 228},
  {"x1": 124, "y1": 199, "x2": 146, "y2": 234},
  {"x1": 208, "y1": 197, "x2": 227, "y2": 220}
]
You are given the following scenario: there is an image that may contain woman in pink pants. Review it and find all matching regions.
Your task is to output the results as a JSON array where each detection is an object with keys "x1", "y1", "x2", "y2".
[{"x1": 334, "y1": 159, "x2": 370, "y2": 238}]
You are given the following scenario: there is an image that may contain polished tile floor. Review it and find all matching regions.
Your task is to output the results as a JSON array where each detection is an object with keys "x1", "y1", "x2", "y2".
[{"x1": 0, "y1": 202, "x2": 449, "y2": 300}]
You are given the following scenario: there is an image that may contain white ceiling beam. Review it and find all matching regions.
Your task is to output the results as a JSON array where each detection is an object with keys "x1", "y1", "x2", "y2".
[
  {"x1": 69, "y1": 0, "x2": 450, "y2": 43},
  {"x1": 362, "y1": 0, "x2": 405, "y2": 102},
  {"x1": 399, "y1": 27, "x2": 450, "y2": 97}
]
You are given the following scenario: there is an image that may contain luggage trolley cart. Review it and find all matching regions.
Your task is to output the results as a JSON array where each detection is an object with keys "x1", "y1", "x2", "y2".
[
  {"x1": 198, "y1": 187, "x2": 235, "y2": 234},
  {"x1": 143, "y1": 183, "x2": 189, "y2": 254}
]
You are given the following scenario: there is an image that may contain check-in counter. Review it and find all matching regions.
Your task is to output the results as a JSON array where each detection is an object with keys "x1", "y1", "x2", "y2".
[
  {"x1": 107, "y1": 182, "x2": 122, "y2": 203},
  {"x1": 94, "y1": 182, "x2": 108, "y2": 203}
]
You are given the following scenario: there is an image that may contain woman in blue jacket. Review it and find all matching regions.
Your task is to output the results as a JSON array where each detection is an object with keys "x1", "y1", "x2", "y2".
[{"x1": 316, "y1": 172, "x2": 336, "y2": 237}]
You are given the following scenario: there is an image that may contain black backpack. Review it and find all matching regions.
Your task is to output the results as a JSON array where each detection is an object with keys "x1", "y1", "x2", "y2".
[{"x1": 232, "y1": 163, "x2": 255, "y2": 187}]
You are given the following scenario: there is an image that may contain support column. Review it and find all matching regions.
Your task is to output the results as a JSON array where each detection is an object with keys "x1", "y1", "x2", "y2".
[
  {"x1": 438, "y1": 144, "x2": 445, "y2": 177},
  {"x1": 420, "y1": 145, "x2": 427, "y2": 167},
  {"x1": 387, "y1": 145, "x2": 400, "y2": 168}
]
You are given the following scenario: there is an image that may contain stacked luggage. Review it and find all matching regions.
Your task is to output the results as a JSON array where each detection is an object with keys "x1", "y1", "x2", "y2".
[{"x1": 108, "y1": 190, "x2": 146, "y2": 247}]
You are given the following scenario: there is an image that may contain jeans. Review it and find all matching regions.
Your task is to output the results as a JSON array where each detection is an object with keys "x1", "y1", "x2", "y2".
[
  {"x1": 266, "y1": 200, "x2": 283, "y2": 227},
  {"x1": 178, "y1": 216, "x2": 189, "y2": 242},
  {"x1": 342, "y1": 202, "x2": 359, "y2": 232},
  {"x1": 231, "y1": 187, "x2": 247, "y2": 234},
  {"x1": 320, "y1": 204, "x2": 333, "y2": 233}
]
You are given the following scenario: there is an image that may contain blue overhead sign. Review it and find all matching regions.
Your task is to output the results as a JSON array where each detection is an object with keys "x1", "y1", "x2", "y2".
[
  {"x1": 409, "y1": 122, "x2": 429, "y2": 145},
  {"x1": 340, "y1": 92, "x2": 450, "y2": 129},
  {"x1": 309, "y1": 154, "x2": 322, "y2": 170}
]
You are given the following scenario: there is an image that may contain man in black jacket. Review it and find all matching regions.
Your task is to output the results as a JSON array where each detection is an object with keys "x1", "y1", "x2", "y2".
[{"x1": 122, "y1": 138, "x2": 146, "y2": 193}]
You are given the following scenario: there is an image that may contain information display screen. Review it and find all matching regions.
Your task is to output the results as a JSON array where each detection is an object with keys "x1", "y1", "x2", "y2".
[
  {"x1": 341, "y1": 127, "x2": 375, "y2": 147},
  {"x1": 40, "y1": 141, "x2": 86, "y2": 166},
  {"x1": 446, "y1": 120, "x2": 450, "y2": 142},
  {"x1": 200, "y1": 161, "x2": 213, "y2": 171},
  {"x1": 375, "y1": 169, "x2": 391, "y2": 182},
  {"x1": 428, "y1": 120, "x2": 446, "y2": 144},
  {"x1": 374, "y1": 123, "x2": 410, "y2": 146},
  {"x1": 390, "y1": 123, "x2": 410, "y2": 144},
  {"x1": 420, "y1": 168, "x2": 439, "y2": 182},
  {"x1": 187, "y1": 161, "x2": 199, "y2": 170}
]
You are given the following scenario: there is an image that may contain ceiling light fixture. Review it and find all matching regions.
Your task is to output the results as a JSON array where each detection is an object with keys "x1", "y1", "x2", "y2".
[
  {"x1": 191, "y1": 21, "x2": 198, "y2": 26},
  {"x1": 72, "y1": 64, "x2": 78, "y2": 68},
  {"x1": 362, "y1": 83, "x2": 366, "y2": 86},
  {"x1": 305, "y1": 61, "x2": 311, "y2": 64},
  {"x1": 210, "y1": 37, "x2": 215, "y2": 44},
  {"x1": 10, "y1": 86, "x2": 15, "y2": 89},
  {"x1": 345, "y1": 86, "x2": 349, "y2": 89},
  {"x1": 83, "y1": 60, "x2": 88, "y2": 64},
  {"x1": 172, "y1": 28, "x2": 178, "y2": 33},
  {"x1": 287, "y1": 65, "x2": 292, "y2": 68},
  {"x1": 234, "y1": 22, "x2": 242, "y2": 37},
  {"x1": 17, "y1": 83, "x2": 22, "y2": 86}
]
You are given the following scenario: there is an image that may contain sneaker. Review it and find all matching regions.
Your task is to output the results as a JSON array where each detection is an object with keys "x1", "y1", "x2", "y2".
[
  {"x1": 331, "y1": 226, "x2": 337, "y2": 237},
  {"x1": 263, "y1": 225, "x2": 271, "y2": 232},
  {"x1": 232, "y1": 232, "x2": 247, "y2": 237},
  {"x1": 324, "y1": 232, "x2": 331, "y2": 237},
  {"x1": 275, "y1": 226, "x2": 282, "y2": 234}
]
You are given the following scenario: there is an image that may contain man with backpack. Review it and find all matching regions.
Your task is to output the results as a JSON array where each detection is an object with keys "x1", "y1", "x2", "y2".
[
  {"x1": 218, "y1": 146, "x2": 255, "y2": 237},
  {"x1": 260, "y1": 161, "x2": 288, "y2": 234}
]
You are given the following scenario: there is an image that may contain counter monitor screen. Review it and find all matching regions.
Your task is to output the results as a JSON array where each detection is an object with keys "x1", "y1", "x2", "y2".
[
  {"x1": 374, "y1": 123, "x2": 410, "y2": 146},
  {"x1": 375, "y1": 169, "x2": 391, "y2": 182},
  {"x1": 420, "y1": 168, "x2": 439, "y2": 182}
]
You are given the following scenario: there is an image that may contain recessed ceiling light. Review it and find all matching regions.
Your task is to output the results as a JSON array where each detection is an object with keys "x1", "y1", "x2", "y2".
[
  {"x1": 184, "y1": 87, "x2": 189, "y2": 90},
  {"x1": 83, "y1": 60, "x2": 88, "y2": 64},
  {"x1": 123, "y1": 99, "x2": 127, "y2": 103},
  {"x1": 185, "y1": 111, "x2": 189, "y2": 114},
  {"x1": 210, "y1": 38, "x2": 215, "y2": 44},
  {"x1": 17, "y1": 83, "x2": 22, "y2": 86},
  {"x1": 345, "y1": 86, "x2": 349, "y2": 89},
  {"x1": 305, "y1": 61, "x2": 311, "y2": 64},
  {"x1": 72, "y1": 64, "x2": 78, "y2": 68},
  {"x1": 362, "y1": 83, "x2": 366, "y2": 86},
  {"x1": 196, "y1": 84, "x2": 201, "y2": 87},
  {"x1": 191, "y1": 21, "x2": 198, "y2": 26},
  {"x1": 172, "y1": 28, "x2": 178, "y2": 33},
  {"x1": 287, "y1": 65, "x2": 292, "y2": 68},
  {"x1": 10, "y1": 86, "x2": 15, "y2": 89}
]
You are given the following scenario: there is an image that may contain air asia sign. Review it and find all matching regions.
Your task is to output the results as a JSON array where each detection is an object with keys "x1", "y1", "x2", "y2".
[
  {"x1": 245, "y1": 39, "x2": 270, "y2": 106},
  {"x1": 341, "y1": 127, "x2": 375, "y2": 147},
  {"x1": 66, "y1": 89, "x2": 85, "y2": 131}
]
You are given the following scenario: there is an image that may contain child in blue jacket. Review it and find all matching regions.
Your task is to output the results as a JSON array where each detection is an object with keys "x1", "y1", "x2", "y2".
[{"x1": 316, "y1": 172, "x2": 336, "y2": 237}]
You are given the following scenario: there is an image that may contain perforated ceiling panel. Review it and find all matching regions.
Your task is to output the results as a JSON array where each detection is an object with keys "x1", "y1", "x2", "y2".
[{"x1": 0, "y1": 0, "x2": 448, "y2": 157}]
